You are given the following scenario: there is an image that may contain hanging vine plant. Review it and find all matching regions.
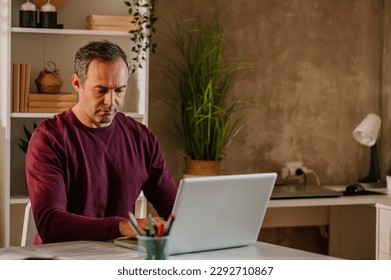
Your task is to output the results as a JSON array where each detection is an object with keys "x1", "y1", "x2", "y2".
[{"x1": 125, "y1": 0, "x2": 159, "y2": 73}]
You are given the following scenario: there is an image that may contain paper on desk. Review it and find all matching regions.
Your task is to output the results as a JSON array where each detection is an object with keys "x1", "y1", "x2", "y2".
[
  {"x1": 0, "y1": 246, "x2": 56, "y2": 260},
  {"x1": 32, "y1": 242, "x2": 139, "y2": 260}
]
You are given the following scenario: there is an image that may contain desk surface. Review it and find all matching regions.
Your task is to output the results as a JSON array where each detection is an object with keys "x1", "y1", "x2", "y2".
[
  {"x1": 3, "y1": 186, "x2": 387, "y2": 261},
  {"x1": 0, "y1": 241, "x2": 337, "y2": 260},
  {"x1": 268, "y1": 186, "x2": 391, "y2": 208}
]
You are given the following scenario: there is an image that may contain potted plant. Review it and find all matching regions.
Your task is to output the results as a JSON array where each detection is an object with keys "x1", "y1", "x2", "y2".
[
  {"x1": 165, "y1": 12, "x2": 248, "y2": 176},
  {"x1": 18, "y1": 123, "x2": 37, "y2": 154}
]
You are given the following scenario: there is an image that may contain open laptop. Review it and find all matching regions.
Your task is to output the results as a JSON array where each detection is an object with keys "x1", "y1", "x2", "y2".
[
  {"x1": 270, "y1": 184, "x2": 342, "y2": 199},
  {"x1": 115, "y1": 173, "x2": 277, "y2": 255}
]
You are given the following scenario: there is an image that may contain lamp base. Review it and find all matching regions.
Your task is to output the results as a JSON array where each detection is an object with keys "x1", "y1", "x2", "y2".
[
  {"x1": 356, "y1": 181, "x2": 384, "y2": 189},
  {"x1": 356, "y1": 143, "x2": 383, "y2": 188}
]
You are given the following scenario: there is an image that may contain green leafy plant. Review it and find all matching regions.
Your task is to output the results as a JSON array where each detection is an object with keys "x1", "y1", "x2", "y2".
[
  {"x1": 165, "y1": 13, "x2": 249, "y2": 161},
  {"x1": 18, "y1": 123, "x2": 37, "y2": 154},
  {"x1": 125, "y1": 0, "x2": 159, "y2": 73}
]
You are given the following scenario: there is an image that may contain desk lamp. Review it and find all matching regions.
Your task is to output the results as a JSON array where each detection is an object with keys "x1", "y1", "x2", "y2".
[{"x1": 352, "y1": 113, "x2": 383, "y2": 188}]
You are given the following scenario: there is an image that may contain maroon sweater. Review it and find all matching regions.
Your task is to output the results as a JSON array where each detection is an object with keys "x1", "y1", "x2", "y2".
[{"x1": 25, "y1": 110, "x2": 177, "y2": 244}]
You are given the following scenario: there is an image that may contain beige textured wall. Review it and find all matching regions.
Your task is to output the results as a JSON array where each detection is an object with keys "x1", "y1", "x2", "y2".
[{"x1": 149, "y1": 0, "x2": 386, "y2": 185}]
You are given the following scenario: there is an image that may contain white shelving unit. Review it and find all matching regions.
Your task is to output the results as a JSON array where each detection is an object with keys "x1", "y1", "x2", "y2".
[{"x1": 0, "y1": 0, "x2": 149, "y2": 247}]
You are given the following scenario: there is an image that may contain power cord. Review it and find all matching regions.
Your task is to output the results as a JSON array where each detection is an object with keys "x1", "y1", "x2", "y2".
[{"x1": 295, "y1": 168, "x2": 321, "y2": 186}]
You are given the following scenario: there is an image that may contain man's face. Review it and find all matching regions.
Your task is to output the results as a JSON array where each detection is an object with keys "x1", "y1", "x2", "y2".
[{"x1": 72, "y1": 59, "x2": 129, "y2": 128}]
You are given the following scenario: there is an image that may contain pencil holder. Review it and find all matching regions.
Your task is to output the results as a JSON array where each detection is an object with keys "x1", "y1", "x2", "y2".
[{"x1": 137, "y1": 236, "x2": 169, "y2": 260}]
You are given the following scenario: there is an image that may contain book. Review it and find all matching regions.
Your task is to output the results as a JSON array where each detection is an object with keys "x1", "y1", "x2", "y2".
[
  {"x1": 87, "y1": 24, "x2": 133, "y2": 31},
  {"x1": 28, "y1": 101, "x2": 77, "y2": 108},
  {"x1": 88, "y1": 19, "x2": 135, "y2": 26},
  {"x1": 87, "y1": 14, "x2": 134, "y2": 24},
  {"x1": 87, "y1": 14, "x2": 137, "y2": 31},
  {"x1": 12, "y1": 63, "x2": 31, "y2": 112},
  {"x1": 24, "y1": 64, "x2": 31, "y2": 112},
  {"x1": 28, "y1": 92, "x2": 78, "y2": 102},
  {"x1": 19, "y1": 64, "x2": 26, "y2": 112},
  {"x1": 12, "y1": 64, "x2": 20, "y2": 112}
]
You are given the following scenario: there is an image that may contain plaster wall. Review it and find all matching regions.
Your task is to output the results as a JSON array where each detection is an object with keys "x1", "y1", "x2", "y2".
[{"x1": 149, "y1": 0, "x2": 386, "y2": 186}]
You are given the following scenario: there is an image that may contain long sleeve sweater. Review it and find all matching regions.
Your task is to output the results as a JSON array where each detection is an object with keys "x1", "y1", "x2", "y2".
[{"x1": 25, "y1": 109, "x2": 177, "y2": 244}]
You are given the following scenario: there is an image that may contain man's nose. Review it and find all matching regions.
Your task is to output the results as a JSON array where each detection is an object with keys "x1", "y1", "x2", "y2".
[{"x1": 104, "y1": 91, "x2": 114, "y2": 107}]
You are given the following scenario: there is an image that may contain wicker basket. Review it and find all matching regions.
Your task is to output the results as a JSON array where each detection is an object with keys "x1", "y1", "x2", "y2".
[
  {"x1": 35, "y1": 61, "x2": 63, "y2": 94},
  {"x1": 184, "y1": 159, "x2": 222, "y2": 176}
]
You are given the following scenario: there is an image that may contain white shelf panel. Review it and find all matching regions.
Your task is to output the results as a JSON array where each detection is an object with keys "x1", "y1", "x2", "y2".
[
  {"x1": 11, "y1": 27, "x2": 129, "y2": 37},
  {"x1": 11, "y1": 112, "x2": 144, "y2": 120},
  {"x1": 10, "y1": 195, "x2": 29, "y2": 205}
]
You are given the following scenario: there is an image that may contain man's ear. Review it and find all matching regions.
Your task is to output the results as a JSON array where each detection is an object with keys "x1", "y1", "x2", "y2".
[{"x1": 72, "y1": 74, "x2": 81, "y2": 91}]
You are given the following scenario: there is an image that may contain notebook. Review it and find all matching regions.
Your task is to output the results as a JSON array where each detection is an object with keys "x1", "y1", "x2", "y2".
[
  {"x1": 270, "y1": 184, "x2": 342, "y2": 199},
  {"x1": 115, "y1": 173, "x2": 277, "y2": 255}
]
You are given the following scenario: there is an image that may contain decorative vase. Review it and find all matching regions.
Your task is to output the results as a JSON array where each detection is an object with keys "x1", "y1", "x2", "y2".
[{"x1": 184, "y1": 159, "x2": 222, "y2": 177}]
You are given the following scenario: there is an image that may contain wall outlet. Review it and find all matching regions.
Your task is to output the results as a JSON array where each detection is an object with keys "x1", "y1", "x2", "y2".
[{"x1": 281, "y1": 161, "x2": 308, "y2": 178}]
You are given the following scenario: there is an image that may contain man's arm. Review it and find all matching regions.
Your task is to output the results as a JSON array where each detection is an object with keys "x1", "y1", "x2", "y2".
[{"x1": 141, "y1": 136, "x2": 178, "y2": 220}]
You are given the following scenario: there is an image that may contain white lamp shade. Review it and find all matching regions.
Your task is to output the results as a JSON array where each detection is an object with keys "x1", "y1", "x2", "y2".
[{"x1": 352, "y1": 113, "x2": 381, "y2": 146}]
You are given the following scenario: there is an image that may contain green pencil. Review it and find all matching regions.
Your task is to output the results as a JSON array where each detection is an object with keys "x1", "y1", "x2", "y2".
[{"x1": 127, "y1": 212, "x2": 143, "y2": 236}]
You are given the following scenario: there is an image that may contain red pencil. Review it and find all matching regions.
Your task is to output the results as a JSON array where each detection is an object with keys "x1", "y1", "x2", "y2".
[{"x1": 157, "y1": 223, "x2": 164, "y2": 236}]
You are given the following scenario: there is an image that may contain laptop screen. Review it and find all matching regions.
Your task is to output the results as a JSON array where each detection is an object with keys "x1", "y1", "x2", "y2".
[{"x1": 167, "y1": 173, "x2": 277, "y2": 255}]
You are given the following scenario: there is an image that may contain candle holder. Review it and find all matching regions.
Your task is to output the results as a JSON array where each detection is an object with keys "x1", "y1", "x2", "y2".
[
  {"x1": 39, "y1": 1, "x2": 57, "y2": 28},
  {"x1": 19, "y1": 1, "x2": 38, "y2": 27},
  {"x1": 40, "y1": 11, "x2": 57, "y2": 28}
]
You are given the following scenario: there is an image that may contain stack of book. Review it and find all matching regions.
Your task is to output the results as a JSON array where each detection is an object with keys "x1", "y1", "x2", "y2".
[
  {"x1": 28, "y1": 92, "x2": 78, "y2": 113},
  {"x1": 87, "y1": 14, "x2": 136, "y2": 31},
  {"x1": 12, "y1": 63, "x2": 78, "y2": 113},
  {"x1": 12, "y1": 64, "x2": 31, "y2": 113}
]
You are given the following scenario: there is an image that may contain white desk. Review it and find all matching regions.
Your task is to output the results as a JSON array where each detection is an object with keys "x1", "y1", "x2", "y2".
[
  {"x1": 0, "y1": 240, "x2": 337, "y2": 260},
  {"x1": 268, "y1": 186, "x2": 390, "y2": 208},
  {"x1": 262, "y1": 186, "x2": 391, "y2": 260},
  {"x1": 3, "y1": 187, "x2": 389, "y2": 260}
]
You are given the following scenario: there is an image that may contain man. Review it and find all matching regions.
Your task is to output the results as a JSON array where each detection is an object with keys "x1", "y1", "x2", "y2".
[{"x1": 25, "y1": 40, "x2": 177, "y2": 244}]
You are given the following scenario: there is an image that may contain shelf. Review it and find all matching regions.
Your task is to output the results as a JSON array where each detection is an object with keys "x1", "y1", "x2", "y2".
[
  {"x1": 11, "y1": 112, "x2": 144, "y2": 120},
  {"x1": 2, "y1": 0, "x2": 149, "y2": 247},
  {"x1": 11, "y1": 27, "x2": 129, "y2": 37},
  {"x1": 10, "y1": 195, "x2": 29, "y2": 205}
]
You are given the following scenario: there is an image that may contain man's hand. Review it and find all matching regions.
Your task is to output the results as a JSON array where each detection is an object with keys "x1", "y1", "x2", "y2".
[{"x1": 119, "y1": 216, "x2": 166, "y2": 237}]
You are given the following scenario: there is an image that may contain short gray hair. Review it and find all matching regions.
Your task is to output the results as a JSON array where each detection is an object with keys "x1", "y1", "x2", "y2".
[{"x1": 74, "y1": 40, "x2": 131, "y2": 85}]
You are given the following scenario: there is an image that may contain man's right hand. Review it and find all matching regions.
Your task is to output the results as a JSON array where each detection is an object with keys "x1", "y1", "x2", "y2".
[{"x1": 119, "y1": 216, "x2": 166, "y2": 237}]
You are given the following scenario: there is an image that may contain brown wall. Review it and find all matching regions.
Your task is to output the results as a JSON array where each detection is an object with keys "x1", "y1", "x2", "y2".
[{"x1": 148, "y1": 0, "x2": 388, "y2": 185}]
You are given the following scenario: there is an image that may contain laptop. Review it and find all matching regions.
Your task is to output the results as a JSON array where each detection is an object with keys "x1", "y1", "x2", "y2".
[
  {"x1": 115, "y1": 173, "x2": 277, "y2": 255},
  {"x1": 270, "y1": 184, "x2": 342, "y2": 199}
]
